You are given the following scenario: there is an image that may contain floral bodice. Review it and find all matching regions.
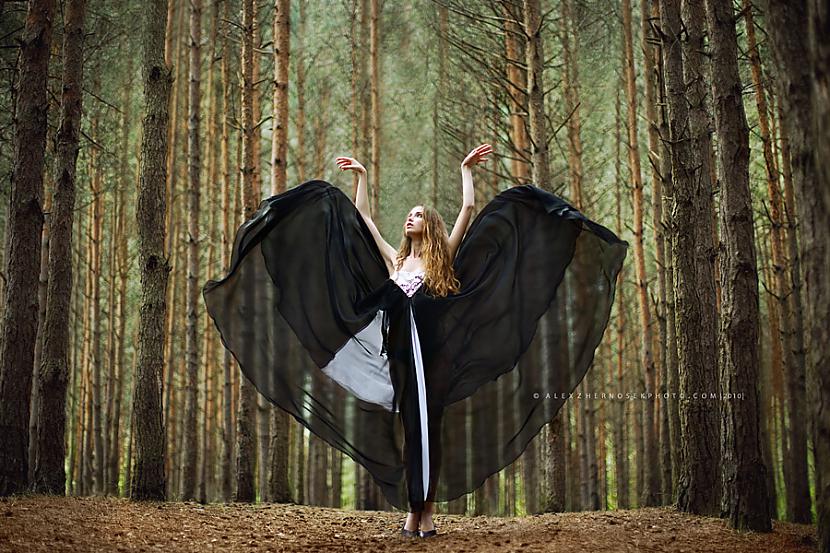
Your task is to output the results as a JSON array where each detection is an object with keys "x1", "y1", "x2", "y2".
[{"x1": 391, "y1": 268, "x2": 425, "y2": 297}]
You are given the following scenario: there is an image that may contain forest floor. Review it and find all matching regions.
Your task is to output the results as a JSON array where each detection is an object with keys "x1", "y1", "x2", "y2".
[{"x1": 0, "y1": 494, "x2": 817, "y2": 553}]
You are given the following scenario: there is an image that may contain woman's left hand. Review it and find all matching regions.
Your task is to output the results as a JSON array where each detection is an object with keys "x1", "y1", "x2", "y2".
[{"x1": 461, "y1": 143, "x2": 493, "y2": 170}]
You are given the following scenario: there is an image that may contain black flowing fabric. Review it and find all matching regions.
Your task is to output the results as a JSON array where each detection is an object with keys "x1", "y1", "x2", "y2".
[{"x1": 203, "y1": 179, "x2": 628, "y2": 512}]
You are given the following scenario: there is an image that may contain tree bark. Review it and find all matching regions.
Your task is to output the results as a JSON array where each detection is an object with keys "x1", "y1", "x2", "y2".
[
  {"x1": 131, "y1": 0, "x2": 172, "y2": 501},
  {"x1": 267, "y1": 0, "x2": 291, "y2": 504},
  {"x1": 612, "y1": 50, "x2": 630, "y2": 510},
  {"x1": 807, "y1": 0, "x2": 830, "y2": 548},
  {"x1": 623, "y1": 0, "x2": 659, "y2": 507},
  {"x1": 503, "y1": 3, "x2": 529, "y2": 184},
  {"x1": 760, "y1": 0, "x2": 815, "y2": 524},
  {"x1": 658, "y1": 0, "x2": 721, "y2": 516},
  {"x1": 705, "y1": 0, "x2": 772, "y2": 531},
  {"x1": 181, "y1": 0, "x2": 202, "y2": 502},
  {"x1": 235, "y1": 0, "x2": 258, "y2": 503},
  {"x1": 641, "y1": 0, "x2": 672, "y2": 504},
  {"x1": 524, "y1": 0, "x2": 548, "y2": 187},
  {"x1": 0, "y1": 0, "x2": 55, "y2": 497},
  {"x1": 369, "y1": 0, "x2": 380, "y2": 218},
  {"x1": 219, "y1": 0, "x2": 234, "y2": 503},
  {"x1": 31, "y1": 0, "x2": 85, "y2": 495}
]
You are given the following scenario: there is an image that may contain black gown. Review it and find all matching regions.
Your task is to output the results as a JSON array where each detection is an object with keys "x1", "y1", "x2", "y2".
[{"x1": 202, "y1": 179, "x2": 628, "y2": 512}]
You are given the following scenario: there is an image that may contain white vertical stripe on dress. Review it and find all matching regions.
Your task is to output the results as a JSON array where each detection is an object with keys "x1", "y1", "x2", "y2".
[{"x1": 408, "y1": 305, "x2": 430, "y2": 501}]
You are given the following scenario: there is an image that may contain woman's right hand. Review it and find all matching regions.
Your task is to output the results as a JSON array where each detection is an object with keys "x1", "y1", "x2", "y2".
[{"x1": 336, "y1": 156, "x2": 366, "y2": 174}]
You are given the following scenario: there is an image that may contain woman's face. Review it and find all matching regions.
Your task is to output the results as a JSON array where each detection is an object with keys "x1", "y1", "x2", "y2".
[{"x1": 404, "y1": 205, "x2": 425, "y2": 237}]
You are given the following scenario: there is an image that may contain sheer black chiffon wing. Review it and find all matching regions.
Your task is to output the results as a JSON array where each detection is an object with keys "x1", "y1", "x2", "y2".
[
  {"x1": 413, "y1": 184, "x2": 628, "y2": 504},
  {"x1": 203, "y1": 180, "x2": 409, "y2": 505}
]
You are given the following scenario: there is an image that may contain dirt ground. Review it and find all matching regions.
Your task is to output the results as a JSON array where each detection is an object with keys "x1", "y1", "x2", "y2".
[{"x1": 0, "y1": 495, "x2": 817, "y2": 552}]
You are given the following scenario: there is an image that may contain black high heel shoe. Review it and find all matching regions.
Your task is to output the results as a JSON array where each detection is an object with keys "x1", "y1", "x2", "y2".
[{"x1": 418, "y1": 517, "x2": 437, "y2": 538}]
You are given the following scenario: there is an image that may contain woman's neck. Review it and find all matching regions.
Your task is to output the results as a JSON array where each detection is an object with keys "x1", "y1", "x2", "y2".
[{"x1": 410, "y1": 239, "x2": 422, "y2": 258}]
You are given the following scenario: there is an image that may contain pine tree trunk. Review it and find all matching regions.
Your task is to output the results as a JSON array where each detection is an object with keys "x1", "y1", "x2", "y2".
[
  {"x1": 199, "y1": 0, "x2": 221, "y2": 503},
  {"x1": 765, "y1": 2, "x2": 826, "y2": 523},
  {"x1": 559, "y1": 0, "x2": 581, "y2": 199},
  {"x1": 79, "y1": 205, "x2": 93, "y2": 496},
  {"x1": 31, "y1": 0, "x2": 84, "y2": 496},
  {"x1": 181, "y1": 0, "x2": 202, "y2": 502},
  {"x1": 612, "y1": 63, "x2": 630, "y2": 509},
  {"x1": 503, "y1": 3, "x2": 529, "y2": 184},
  {"x1": 164, "y1": 2, "x2": 187, "y2": 499},
  {"x1": 640, "y1": 0, "x2": 673, "y2": 505},
  {"x1": 524, "y1": 0, "x2": 548, "y2": 187},
  {"x1": 775, "y1": 100, "x2": 808, "y2": 505},
  {"x1": 257, "y1": 394, "x2": 271, "y2": 501},
  {"x1": 270, "y1": 0, "x2": 289, "y2": 196},
  {"x1": 30, "y1": 156, "x2": 50, "y2": 489},
  {"x1": 807, "y1": 1, "x2": 830, "y2": 548},
  {"x1": 67, "y1": 197, "x2": 86, "y2": 495},
  {"x1": 761, "y1": 0, "x2": 816, "y2": 525},
  {"x1": 758, "y1": 242, "x2": 779, "y2": 519},
  {"x1": 0, "y1": 0, "x2": 55, "y2": 497},
  {"x1": 106, "y1": 51, "x2": 132, "y2": 497},
  {"x1": 369, "y1": 0, "x2": 380, "y2": 218},
  {"x1": 655, "y1": 14, "x2": 681, "y2": 505},
  {"x1": 89, "y1": 103, "x2": 106, "y2": 496},
  {"x1": 622, "y1": 0, "x2": 659, "y2": 507},
  {"x1": 705, "y1": 0, "x2": 772, "y2": 531},
  {"x1": 269, "y1": 405, "x2": 290, "y2": 502},
  {"x1": 254, "y1": 0, "x2": 288, "y2": 501},
  {"x1": 743, "y1": 3, "x2": 788, "y2": 524},
  {"x1": 658, "y1": 0, "x2": 720, "y2": 515},
  {"x1": 131, "y1": 0, "x2": 173, "y2": 500},
  {"x1": 219, "y1": 0, "x2": 234, "y2": 504},
  {"x1": 235, "y1": 0, "x2": 259, "y2": 504},
  {"x1": 294, "y1": 408, "x2": 305, "y2": 504},
  {"x1": 104, "y1": 167, "x2": 118, "y2": 494}
]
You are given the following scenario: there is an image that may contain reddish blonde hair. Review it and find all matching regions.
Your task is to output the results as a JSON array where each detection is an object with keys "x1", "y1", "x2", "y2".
[{"x1": 394, "y1": 205, "x2": 460, "y2": 297}]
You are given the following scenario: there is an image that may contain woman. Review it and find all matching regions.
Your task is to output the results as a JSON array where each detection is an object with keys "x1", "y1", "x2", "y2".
[
  {"x1": 203, "y1": 144, "x2": 627, "y2": 539},
  {"x1": 334, "y1": 144, "x2": 490, "y2": 537}
]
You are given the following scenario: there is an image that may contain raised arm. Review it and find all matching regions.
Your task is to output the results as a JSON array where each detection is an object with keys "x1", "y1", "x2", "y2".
[
  {"x1": 336, "y1": 156, "x2": 397, "y2": 275},
  {"x1": 448, "y1": 143, "x2": 492, "y2": 260}
]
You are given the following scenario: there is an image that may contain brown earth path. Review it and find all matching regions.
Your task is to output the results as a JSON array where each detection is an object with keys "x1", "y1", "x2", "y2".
[{"x1": 0, "y1": 495, "x2": 817, "y2": 552}]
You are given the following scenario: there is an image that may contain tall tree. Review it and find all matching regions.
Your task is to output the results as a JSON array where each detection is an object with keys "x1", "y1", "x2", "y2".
[
  {"x1": 705, "y1": 0, "x2": 771, "y2": 531},
  {"x1": 622, "y1": 0, "x2": 659, "y2": 507},
  {"x1": 807, "y1": 1, "x2": 830, "y2": 549},
  {"x1": 181, "y1": 0, "x2": 202, "y2": 502},
  {"x1": 131, "y1": 0, "x2": 173, "y2": 501},
  {"x1": 219, "y1": 0, "x2": 234, "y2": 503},
  {"x1": 641, "y1": 0, "x2": 672, "y2": 504},
  {"x1": 658, "y1": 0, "x2": 721, "y2": 516},
  {"x1": 760, "y1": 0, "x2": 816, "y2": 524},
  {"x1": 268, "y1": 0, "x2": 292, "y2": 505},
  {"x1": 765, "y1": 0, "x2": 826, "y2": 523},
  {"x1": 0, "y1": 0, "x2": 55, "y2": 496},
  {"x1": 32, "y1": 0, "x2": 86, "y2": 495},
  {"x1": 612, "y1": 45, "x2": 630, "y2": 510},
  {"x1": 235, "y1": 0, "x2": 258, "y2": 503},
  {"x1": 108, "y1": 57, "x2": 132, "y2": 495}
]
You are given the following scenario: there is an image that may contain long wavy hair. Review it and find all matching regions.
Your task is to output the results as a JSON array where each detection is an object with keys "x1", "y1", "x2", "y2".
[{"x1": 394, "y1": 205, "x2": 461, "y2": 297}]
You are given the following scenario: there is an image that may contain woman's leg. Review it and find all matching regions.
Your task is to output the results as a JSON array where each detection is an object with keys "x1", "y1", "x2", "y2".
[{"x1": 419, "y1": 501, "x2": 435, "y2": 532}]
